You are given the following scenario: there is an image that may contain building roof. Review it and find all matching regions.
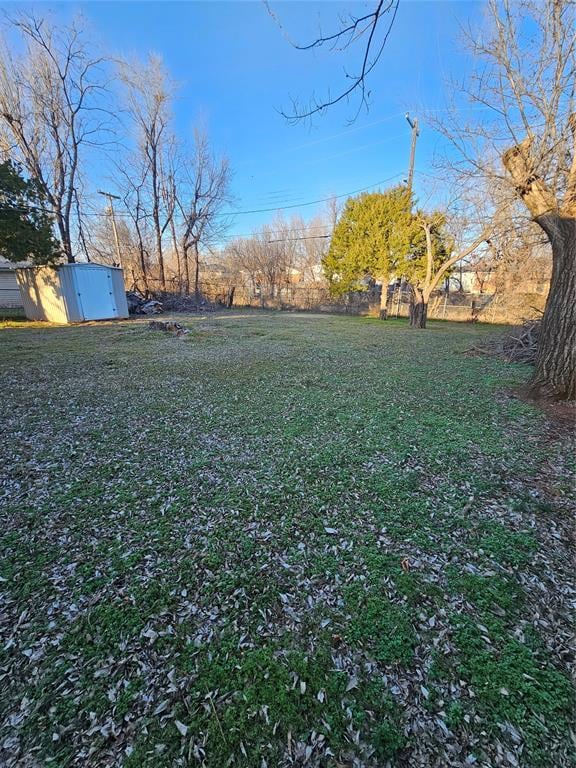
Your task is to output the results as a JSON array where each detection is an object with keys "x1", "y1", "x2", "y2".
[{"x1": 0, "y1": 257, "x2": 30, "y2": 270}]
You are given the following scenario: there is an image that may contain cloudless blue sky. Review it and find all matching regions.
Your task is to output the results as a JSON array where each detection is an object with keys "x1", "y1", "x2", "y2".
[{"x1": 3, "y1": 1, "x2": 485, "y2": 237}]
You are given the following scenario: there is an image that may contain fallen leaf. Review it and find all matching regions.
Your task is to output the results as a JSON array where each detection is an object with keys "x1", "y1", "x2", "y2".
[{"x1": 175, "y1": 720, "x2": 188, "y2": 737}]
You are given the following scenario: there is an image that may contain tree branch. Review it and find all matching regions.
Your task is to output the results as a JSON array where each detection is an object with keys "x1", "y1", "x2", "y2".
[
  {"x1": 502, "y1": 136, "x2": 558, "y2": 218},
  {"x1": 564, "y1": 112, "x2": 576, "y2": 216},
  {"x1": 269, "y1": 0, "x2": 400, "y2": 122}
]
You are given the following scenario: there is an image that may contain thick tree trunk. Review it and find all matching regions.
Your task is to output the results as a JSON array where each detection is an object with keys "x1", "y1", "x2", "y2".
[
  {"x1": 151, "y1": 151, "x2": 166, "y2": 290},
  {"x1": 409, "y1": 289, "x2": 428, "y2": 328},
  {"x1": 529, "y1": 215, "x2": 576, "y2": 400},
  {"x1": 63, "y1": 237, "x2": 75, "y2": 264},
  {"x1": 502, "y1": 122, "x2": 576, "y2": 401}
]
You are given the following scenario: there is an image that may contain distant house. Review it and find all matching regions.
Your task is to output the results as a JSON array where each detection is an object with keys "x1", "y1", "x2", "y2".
[
  {"x1": 449, "y1": 260, "x2": 550, "y2": 296},
  {"x1": 452, "y1": 265, "x2": 493, "y2": 294},
  {"x1": 0, "y1": 258, "x2": 27, "y2": 308}
]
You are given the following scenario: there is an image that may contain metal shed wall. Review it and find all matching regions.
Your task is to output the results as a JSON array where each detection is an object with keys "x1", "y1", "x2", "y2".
[
  {"x1": 58, "y1": 265, "x2": 83, "y2": 322},
  {"x1": 69, "y1": 264, "x2": 119, "y2": 321},
  {"x1": 16, "y1": 267, "x2": 68, "y2": 322},
  {"x1": 16, "y1": 264, "x2": 129, "y2": 323},
  {"x1": 110, "y1": 268, "x2": 129, "y2": 318}
]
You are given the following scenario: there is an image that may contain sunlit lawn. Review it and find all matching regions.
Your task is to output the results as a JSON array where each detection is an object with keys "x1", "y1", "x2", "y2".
[{"x1": 1, "y1": 311, "x2": 574, "y2": 767}]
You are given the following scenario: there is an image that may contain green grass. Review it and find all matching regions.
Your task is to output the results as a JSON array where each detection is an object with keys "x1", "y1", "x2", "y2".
[
  {"x1": 0, "y1": 311, "x2": 574, "y2": 767},
  {"x1": 452, "y1": 617, "x2": 575, "y2": 767}
]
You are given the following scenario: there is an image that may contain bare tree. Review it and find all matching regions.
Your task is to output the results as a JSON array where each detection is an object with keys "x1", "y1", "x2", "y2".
[
  {"x1": 113, "y1": 154, "x2": 156, "y2": 293},
  {"x1": 176, "y1": 131, "x2": 230, "y2": 296},
  {"x1": 469, "y1": 257, "x2": 493, "y2": 295},
  {"x1": 225, "y1": 236, "x2": 265, "y2": 299},
  {"x1": 119, "y1": 55, "x2": 175, "y2": 289},
  {"x1": 267, "y1": 0, "x2": 400, "y2": 121},
  {"x1": 441, "y1": 0, "x2": 575, "y2": 399},
  {"x1": 0, "y1": 14, "x2": 111, "y2": 262},
  {"x1": 481, "y1": 200, "x2": 551, "y2": 296},
  {"x1": 451, "y1": 175, "x2": 550, "y2": 293},
  {"x1": 87, "y1": 213, "x2": 152, "y2": 291},
  {"x1": 160, "y1": 145, "x2": 182, "y2": 292},
  {"x1": 290, "y1": 214, "x2": 332, "y2": 283},
  {"x1": 221, "y1": 212, "x2": 332, "y2": 306},
  {"x1": 407, "y1": 213, "x2": 490, "y2": 328},
  {"x1": 234, "y1": 232, "x2": 285, "y2": 300}
]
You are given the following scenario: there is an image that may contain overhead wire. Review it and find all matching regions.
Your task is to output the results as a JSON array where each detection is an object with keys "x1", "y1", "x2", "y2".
[{"x1": 1, "y1": 171, "x2": 404, "y2": 224}]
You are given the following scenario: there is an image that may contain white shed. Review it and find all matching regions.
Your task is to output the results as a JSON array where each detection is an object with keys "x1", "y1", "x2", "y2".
[{"x1": 16, "y1": 263, "x2": 129, "y2": 323}]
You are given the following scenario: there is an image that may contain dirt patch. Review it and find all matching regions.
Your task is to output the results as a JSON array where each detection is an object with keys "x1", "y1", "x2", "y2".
[
  {"x1": 148, "y1": 320, "x2": 189, "y2": 337},
  {"x1": 515, "y1": 385, "x2": 576, "y2": 434}
]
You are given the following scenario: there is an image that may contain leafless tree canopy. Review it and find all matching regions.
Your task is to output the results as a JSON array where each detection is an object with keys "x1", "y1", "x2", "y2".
[
  {"x1": 118, "y1": 55, "x2": 175, "y2": 288},
  {"x1": 0, "y1": 14, "x2": 112, "y2": 262},
  {"x1": 92, "y1": 59, "x2": 231, "y2": 297},
  {"x1": 438, "y1": 0, "x2": 575, "y2": 204},
  {"x1": 437, "y1": 0, "x2": 576, "y2": 399},
  {"x1": 176, "y1": 130, "x2": 231, "y2": 296},
  {"x1": 220, "y1": 213, "x2": 332, "y2": 300}
]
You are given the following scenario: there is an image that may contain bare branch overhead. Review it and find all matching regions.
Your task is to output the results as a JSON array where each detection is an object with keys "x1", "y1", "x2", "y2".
[{"x1": 266, "y1": 0, "x2": 400, "y2": 122}]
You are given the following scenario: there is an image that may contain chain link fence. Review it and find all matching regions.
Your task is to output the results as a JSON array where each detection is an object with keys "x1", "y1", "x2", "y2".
[{"x1": 137, "y1": 274, "x2": 546, "y2": 325}]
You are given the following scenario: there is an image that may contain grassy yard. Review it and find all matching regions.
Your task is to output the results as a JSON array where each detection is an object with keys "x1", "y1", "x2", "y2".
[{"x1": 1, "y1": 312, "x2": 574, "y2": 768}]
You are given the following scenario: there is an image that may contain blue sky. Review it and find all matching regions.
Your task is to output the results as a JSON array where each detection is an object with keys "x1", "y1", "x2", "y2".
[{"x1": 3, "y1": 0, "x2": 485, "y2": 237}]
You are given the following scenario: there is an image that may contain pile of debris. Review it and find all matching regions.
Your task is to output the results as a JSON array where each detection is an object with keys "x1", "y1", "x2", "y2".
[
  {"x1": 148, "y1": 320, "x2": 189, "y2": 337},
  {"x1": 157, "y1": 293, "x2": 216, "y2": 313},
  {"x1": 126, "y1": 292, "x2": 163, "y2": 315},
  {"x1": 474, "y1": 318, "x2": 541, "y2": 363}
]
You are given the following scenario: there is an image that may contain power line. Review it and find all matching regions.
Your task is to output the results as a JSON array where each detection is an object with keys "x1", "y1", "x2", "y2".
[
  {"x1": 1, "y1": 172, "x2": 404, "y2": 223},
  {"x1": 224, "y1": 224, "x2": 333, "y2": 242},
  {"x1": 267, "y1": 234, "x2": 331, "y2": 243},
  {"x1": 1, "y1": 197, "x2": 335, "y2": 243},
  {"x1": 212, "y1": 173, "x2": 404, "y2": 216}
]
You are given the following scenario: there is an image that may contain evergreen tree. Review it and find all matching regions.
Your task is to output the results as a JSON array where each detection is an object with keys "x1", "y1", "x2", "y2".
[
  {"x1": 323, "y1": 186, "x2": 418, "y2": 297},
  {"x1": 0, "y1": 160, "x2": 61, "y2": 264}
]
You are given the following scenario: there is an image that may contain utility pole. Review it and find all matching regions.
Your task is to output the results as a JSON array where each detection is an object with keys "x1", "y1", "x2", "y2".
[
  {"x1": 402, "y1": 114, "x2": 420, "y2": 325},
  {"x1": 97, "y1": 189, "x2": 122, "y2": 268},
  {"x1": 405, "y1": 113, "x2": 419, "y2": 201}
]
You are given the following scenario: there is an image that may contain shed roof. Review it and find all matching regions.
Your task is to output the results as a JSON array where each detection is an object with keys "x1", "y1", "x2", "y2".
[{"x1": 17, "y1": 261, "x2": 123, "y2": 272}]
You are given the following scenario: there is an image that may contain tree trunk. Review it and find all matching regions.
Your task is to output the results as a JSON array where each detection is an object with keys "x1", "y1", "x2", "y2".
[
  {"x1": 379, "y1": 281, "x2": 388, "y2": 320},
  {"x1": 139, "y1": 249, "x2": 149, "y2": 294},
  {"x1": 56, "y1": 215, "x2": 75, "y2": 263},
  {"x1": 63, "y1": 237, "x2": 75, "y2": 263},
  {"x1": 154, "y1": 216, "x2": 166, "y2": 290},
  {"x1": 182, "y1": 245, "x2": 190, "y2": 295},
  {"x1": 170, "y1": 219, "x2": 183, "y2": 294},
  {"x1": 409, "y1": 288, "x2": 428, "y2": 328},
  {"x1": 193, "y1": 243, "x2": 200, "y2": 298},
  {"x1": 151, "y1": 149, "x2": 166, "y2": 290},
  {"x1": 134, "y1": 225, "x2": 148, "y2": 294},
  {"x1": 502, "y1": 125, "x2": 576, "y2": 401},
  {"x1": 528, "y1": 215, "x2": 576, "y2": 400}
]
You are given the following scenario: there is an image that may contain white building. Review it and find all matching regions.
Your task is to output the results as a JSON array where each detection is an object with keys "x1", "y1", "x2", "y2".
[{"x1": 0, "y1": 259, "x2": 26, "y2": 309}]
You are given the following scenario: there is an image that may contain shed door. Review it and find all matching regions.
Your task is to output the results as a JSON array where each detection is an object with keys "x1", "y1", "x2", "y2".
[{"x1": 75, "y1": 268, "x2": 117, "y2": 320}]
